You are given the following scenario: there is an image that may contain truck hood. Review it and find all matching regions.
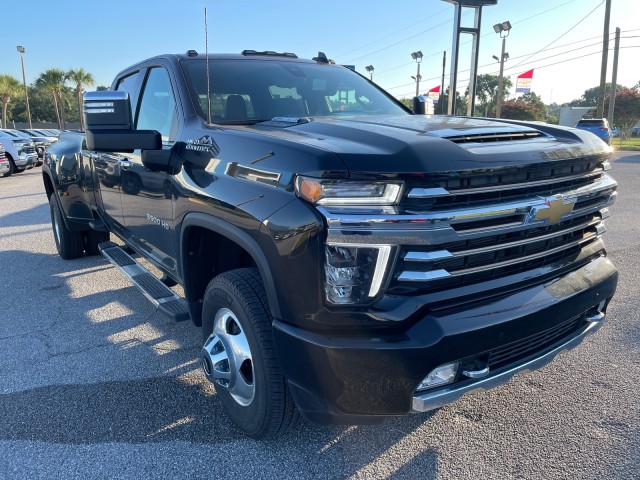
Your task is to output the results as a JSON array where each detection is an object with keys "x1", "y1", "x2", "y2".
[{"x1": 248, "y1": 115, "x2": 610, "y2": 175}]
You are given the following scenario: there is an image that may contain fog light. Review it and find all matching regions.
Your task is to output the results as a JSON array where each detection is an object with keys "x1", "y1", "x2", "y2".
[{"x1": 416, "y1": 362, "x2": 459, "y2": 392}]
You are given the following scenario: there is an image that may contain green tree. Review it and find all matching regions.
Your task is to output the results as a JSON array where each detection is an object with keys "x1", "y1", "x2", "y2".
[
  {"x1": 567, "y1": 83, "x2": 626, "y2": 107},
  {"x1": 0, "y1": 75, "x2": 22, "y2": 128},
  {"x1": 468, "y1": 74, "x2": 512, "y2": 117},
  {"x1": 66, "y1": 68, "x2": 94, "y2": 131},
  {"x1": 500, "y1": 100, "x2": 545, "y2": 121},
  {"x1": 35, "y1": 69, "x2": 67, "y2": 128},
  {"x1": 518, "y1": 92, "x2": 550, "y2": 121},
  {"x1": 441, "y1": 87, "x2": 468, "y2": 115},
  {"x1": 605, "y1": 88, "x2": 640, "y2": 138}
]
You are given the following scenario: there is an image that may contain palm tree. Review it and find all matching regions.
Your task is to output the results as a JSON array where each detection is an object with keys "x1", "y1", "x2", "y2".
[
  {"x1": 35, "y1": 69, "x2": 66, "y2": 128},
  {"x1": 0, "y1": 75, "x2": 22, "y2": 129},
  {"x1": 67, "y1": 68, "x2": 94, "y2": 131}
]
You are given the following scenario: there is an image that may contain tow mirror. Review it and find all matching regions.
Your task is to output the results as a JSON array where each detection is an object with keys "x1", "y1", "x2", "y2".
[{"x1": 84, "y1": 91, "x2": 161, "y2": 153}]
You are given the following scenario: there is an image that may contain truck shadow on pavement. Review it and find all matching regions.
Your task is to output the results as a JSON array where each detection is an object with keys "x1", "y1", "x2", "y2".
[{"x1": 0, "y1": 249, "x2": 440, "y2": 477}]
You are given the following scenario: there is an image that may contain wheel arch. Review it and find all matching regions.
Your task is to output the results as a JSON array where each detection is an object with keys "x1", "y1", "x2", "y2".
[{"x1": 179, "y1": 213, "x2": 282, "y2": 326}]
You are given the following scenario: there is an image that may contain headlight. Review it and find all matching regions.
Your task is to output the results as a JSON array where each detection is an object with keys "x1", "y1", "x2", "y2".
[
  {"x1": 295, "y1": 176, "x2": 403, "y2": 205},
  {"x1": 324, "y1": 243, "x2": 394, "y2": 305}
]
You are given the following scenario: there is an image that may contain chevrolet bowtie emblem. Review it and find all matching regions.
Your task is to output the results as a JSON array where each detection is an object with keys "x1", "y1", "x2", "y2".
[{"x1": 526, "y1": 195, "x2": 576, "y2": 224}]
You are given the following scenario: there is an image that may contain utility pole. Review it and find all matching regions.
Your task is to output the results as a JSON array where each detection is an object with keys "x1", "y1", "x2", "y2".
[
  {"x1": 440, "y1": 51, "x2": 446, "y2": 114},
  {"x1": 607, "y1": 27, "x2": 621, "y2": 130},
  {"x1": 597, "y1": 0, "x2": 612, "y2": 118}
]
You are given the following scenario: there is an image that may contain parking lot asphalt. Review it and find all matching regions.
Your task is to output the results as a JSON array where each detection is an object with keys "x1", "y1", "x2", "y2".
[{"x1": 0, "y1": 153, "x2": 638, "y2": 479}]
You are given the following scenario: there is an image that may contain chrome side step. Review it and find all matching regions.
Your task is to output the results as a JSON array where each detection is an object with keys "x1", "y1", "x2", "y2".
[{"x1": 98, "y1": 241, "x2": 190, "y2": 322}]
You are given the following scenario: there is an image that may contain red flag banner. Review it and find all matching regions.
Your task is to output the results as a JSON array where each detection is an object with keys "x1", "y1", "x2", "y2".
[
  {"x1": 428, "y1": 85, "x2": 440, "y2": 103},
  {"x1": 516, "y1": 69, "x2": 534, "y2": 93}
]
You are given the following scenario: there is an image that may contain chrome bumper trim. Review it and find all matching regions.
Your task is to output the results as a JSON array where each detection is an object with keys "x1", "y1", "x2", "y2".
[{"x1": 411, "y1": 316, "x2": 604, "y2": 412}]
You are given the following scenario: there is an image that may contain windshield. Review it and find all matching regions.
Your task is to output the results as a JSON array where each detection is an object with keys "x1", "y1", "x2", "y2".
[
  {"x1": 11, "y1": 130, "x2": 31, "y2": 138},
  {"x1": 183, "y1": 58, "x2": 408, "y2": 124}
]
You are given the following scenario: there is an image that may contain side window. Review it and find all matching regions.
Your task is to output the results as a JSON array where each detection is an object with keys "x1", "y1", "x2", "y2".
[
  {"x1": 115, "y1": 72, "x2": 139, "y2": 94},
  {"x1": 136, "y1": 68, "x2": 178, "y2": 141}
]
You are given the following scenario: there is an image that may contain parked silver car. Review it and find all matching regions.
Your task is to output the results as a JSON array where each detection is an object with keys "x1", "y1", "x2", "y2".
[
  {"x1": 10, "y1": 129, "x2": 56, "y2": 166},
  {"x1": 0, "y1": 143, "x2": 10, "y2": 177},
  {"x1": 0, "y1": 130, "x2": 38, "y2": 176}
]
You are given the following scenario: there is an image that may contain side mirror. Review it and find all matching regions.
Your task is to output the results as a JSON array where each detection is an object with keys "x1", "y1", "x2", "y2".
[
  {"x1": 84, "y1": 91, "x2": 161, "y2": 153},
  {"x1": 84, "y1": 91, "x2": 133, "y2": 130},
  {"x1": 412, "y1": 96, "x2": 428, "y2": 115}
]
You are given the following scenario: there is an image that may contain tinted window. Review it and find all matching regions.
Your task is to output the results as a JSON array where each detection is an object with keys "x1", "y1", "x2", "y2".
[
  {"x1": 115, "y1": 72, "x2": 140, "y2": 97},
  {"x1": 183, "y1": 59, "x2": 407, "y2": 124},
  {"x1": 577, "y1": 119, "x2": 607, "y2": 127},
  {"x1": 136, "y1": 67, "x2": 178, "y2": 140}
]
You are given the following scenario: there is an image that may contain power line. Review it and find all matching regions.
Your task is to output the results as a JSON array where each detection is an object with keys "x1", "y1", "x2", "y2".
[
  {"x1": 335, "y1": 7, "x2": 451, "y2": 58},
  {"x1": 382, "y1": 31, "x2": 639, "y2": 92},
  {"x1": 345, "y1": 15, "x2": 458, "y2": 64},
  {"x1": 369, "y1": 0, "x2": 594, "y2": 79},
  {"x1": 452, "y1": 46, "x2": 640, "y2": 96},
  {"x1": 509, "y1": 0, "x2": 605, "y2": 70},
  {"x1": 390, "y1": 45, "x2": 640, "y2": 99}
]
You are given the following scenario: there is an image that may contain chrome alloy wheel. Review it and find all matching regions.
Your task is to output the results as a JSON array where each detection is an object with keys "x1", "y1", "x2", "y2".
[{"x1": 201, "y1": 308, "x2": 255, "y2": 406}]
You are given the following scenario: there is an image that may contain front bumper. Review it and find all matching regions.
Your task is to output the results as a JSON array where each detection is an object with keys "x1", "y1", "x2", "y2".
[
  {"x1": 0, "y1": 161, "x2": 9, "y2": 175},
  {"x1": 273, "y1": 256, "x2": 617, "y2": 424},
  {"x1": 15, "y1": 153, "x2": 37, "y2": 169}
]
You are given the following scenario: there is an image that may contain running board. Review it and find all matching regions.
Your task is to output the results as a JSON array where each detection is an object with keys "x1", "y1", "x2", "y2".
[{"x1": 98, "y1": 241, "x2": 190, "y2": 322}]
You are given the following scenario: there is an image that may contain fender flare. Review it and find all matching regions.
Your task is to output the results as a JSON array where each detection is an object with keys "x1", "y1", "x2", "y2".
[{"x1": 179, "y1": 212, "x2": 282, "y2": 320}]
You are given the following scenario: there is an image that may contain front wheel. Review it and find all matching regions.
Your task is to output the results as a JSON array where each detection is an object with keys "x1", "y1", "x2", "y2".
[
  {"x1": 2, "y1": 156, "x2": 15, "y2": 177},
  {"x1": 200, "y1": 268, "x2": 299, "y2": 438}
]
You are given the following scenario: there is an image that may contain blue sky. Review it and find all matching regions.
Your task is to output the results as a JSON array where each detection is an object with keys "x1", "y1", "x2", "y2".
[{"x1": 3, "y1": 0, "x2": 639, "y2": 104}]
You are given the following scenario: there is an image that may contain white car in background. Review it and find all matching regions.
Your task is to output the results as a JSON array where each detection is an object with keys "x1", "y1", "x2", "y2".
[
  {"x1": 0, "y1": 143, "x2": 10, "y2": 177},
  {"x1": 0, "y1": 130, "x2": 38, "y2": 176}
]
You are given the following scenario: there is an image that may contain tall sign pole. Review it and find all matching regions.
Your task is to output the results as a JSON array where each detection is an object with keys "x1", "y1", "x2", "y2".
[{"x1": 443, "y1": 1, "x2": 498, "y2": 116}]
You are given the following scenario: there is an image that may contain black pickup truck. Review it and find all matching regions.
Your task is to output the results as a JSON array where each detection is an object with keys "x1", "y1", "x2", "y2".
[{"x1": 42, "y1": 50, "x2": 618, "y2": 438}]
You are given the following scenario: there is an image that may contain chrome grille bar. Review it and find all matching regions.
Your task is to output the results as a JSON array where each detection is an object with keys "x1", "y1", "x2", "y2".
[
  {"x1": 407, "y1": 171, "x2": 604, "y2": 198},
  {"x1": 399, "y1": 232, "x2": 599, "y2": 282}
]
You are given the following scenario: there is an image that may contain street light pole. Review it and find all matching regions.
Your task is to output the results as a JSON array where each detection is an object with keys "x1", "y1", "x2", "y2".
[
  {"x1": 365, "y1": 65, "x2": 374, "y2": 81},
  {"x1": 493, "y1": 21, "x2": 511, "y2": 119},
  {"x1": 495, "y1": 36, "x2": 507, "y2": 118},
  {"x1": 411, "y1": 51, "x2": 423, "y2": 97},
  {"x1": 16, "y1": 46, "x2": 32, "y2": 129}
]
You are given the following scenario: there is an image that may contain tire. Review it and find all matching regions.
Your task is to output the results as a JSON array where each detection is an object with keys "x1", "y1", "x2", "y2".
[
  {"x1": 1, "y1": 156, "x2": 15, "y2": 177},
  {"x1": 201, "y1": 268, "x2": 299, "y2": 438},
  {"x1": 84, "y1": 229, "x2": 110, "y2": 256},
  {"x1": 122, "y1": 172, "x2": 141, "y2": 195},
  {"x1": 49, "y1": 193, "x2": 84, "y2": 259}
]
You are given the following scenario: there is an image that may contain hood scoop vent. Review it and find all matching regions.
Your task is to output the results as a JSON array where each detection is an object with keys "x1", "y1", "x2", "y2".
[{"x1": 445, "y1": 131, "x2": 544, "y2": 144}]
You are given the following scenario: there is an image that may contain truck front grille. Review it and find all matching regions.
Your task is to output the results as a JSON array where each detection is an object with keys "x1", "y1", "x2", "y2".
[
  {"x1": 391, "y1": 211, "x2": 603, "y2": 294},
  {"x1": 404, "y1": 158, "x2": 603, "y2": 212},
  {"x1": 383, "y1": 156, "x2": 616, "y2": 296},
  {"x1": 321, "y1": 155, "x2": 615, "y2": 304}
]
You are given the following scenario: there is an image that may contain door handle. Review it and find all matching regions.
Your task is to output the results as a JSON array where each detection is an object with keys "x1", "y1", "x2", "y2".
[{"x1": 117, "y1": 159, "x2": 132, "y2": 168}]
